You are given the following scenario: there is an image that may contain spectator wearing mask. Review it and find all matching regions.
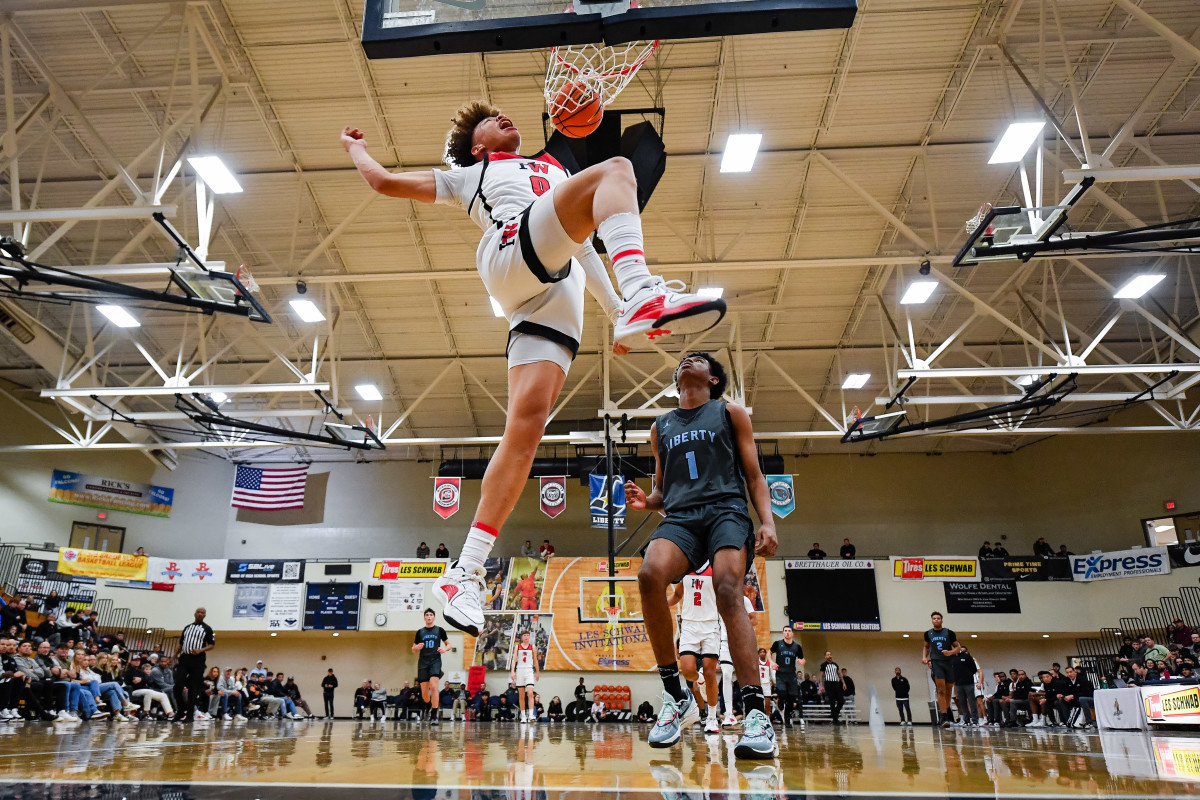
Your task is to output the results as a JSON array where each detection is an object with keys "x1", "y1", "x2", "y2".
[
  {"x1": 548, "y1": 695, "x2": 566, "y2": 722},
  {"x1": 807, "y1": 543, "x2": 826, "y2": 560},
  {"x1": 416, "y1": 542, "x2": 430, "y2": 559},
  {"x1": 950, "y1": 646, "x2": 979, "y2": 726},
  {"x1": 435, "y1": 543, "x2": 450, "y2": 558},
  {"x1": 978, "y1": 542, "x2": 994, "y2": 559},
  {"x1": 1056, "y1": 666, "x2": 1094, "y2": 728},
  {"x1": 1033, "y1": 538, "x2": 1054, "y2": 557},
  {"x1": 891, "y1": 667, "x2": 912, "y2": 725},
  {"x1": 839, "y1": 539, "x2": 856, "y2": 559},
  {"x1": 538, "y1": 539, "x2": 555, "y2": 560},
  {"x1": 520, "y1": 540, "x2": 537, "y2": 558},
  {"x1": 321, "y1": 668, "x2": 338, "y2": 718}
]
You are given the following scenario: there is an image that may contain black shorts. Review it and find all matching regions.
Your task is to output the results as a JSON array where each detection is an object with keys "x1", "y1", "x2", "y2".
[
  {"x1": 418, "y1": 658, "x2": 443, "y2": 683},
  {"x1": 650, "y1": 501, "x2": 755, "y2": 576},
  {"x1": 776, "y1": 680, "x2": 798, "y2": 699},
  {"x1": 930, "y1": 661, "x2": 954, "y2": 682}
]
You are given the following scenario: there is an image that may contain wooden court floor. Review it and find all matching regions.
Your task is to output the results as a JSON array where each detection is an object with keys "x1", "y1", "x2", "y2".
[{"x1": 0, "y1": 719, "x2": 1196, "y2": 799}]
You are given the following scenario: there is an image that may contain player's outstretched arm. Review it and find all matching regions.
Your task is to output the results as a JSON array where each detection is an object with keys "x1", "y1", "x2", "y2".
[
  {"x1": 727, "y1": 403, "x2": 777, "y2": 557},
  {"x1": 342, "y1": 126, "x2": 436, "y2": 202}
]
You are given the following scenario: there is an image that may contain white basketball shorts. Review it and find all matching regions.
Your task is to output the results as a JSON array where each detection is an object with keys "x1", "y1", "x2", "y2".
[
  {"x1": 514, "y1": 667, "x2": 537, "y2": 688},
  {"x1": 678, "y1": 618, "x2": 721, "y2": 660}
]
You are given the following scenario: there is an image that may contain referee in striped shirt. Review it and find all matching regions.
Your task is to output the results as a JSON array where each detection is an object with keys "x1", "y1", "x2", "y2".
[
  {"x1": 820, "y1": 650, "x2": 846, "y2": 724},
  {"x1": 175, "y1": 607, "x2": 215, "y2": 722}
]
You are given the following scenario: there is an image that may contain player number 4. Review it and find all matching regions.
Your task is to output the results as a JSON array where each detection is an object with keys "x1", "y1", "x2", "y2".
[{"x1": 685, "y1": 450, "x2": 698, "y2": 480}]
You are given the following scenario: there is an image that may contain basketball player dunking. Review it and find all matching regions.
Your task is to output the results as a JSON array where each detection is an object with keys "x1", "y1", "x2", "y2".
[
  {"x1": 510, "y1": 629, "x2": 540, "y2": 723},
  {"x1": 342, "y1": 105, "x2": 725, "y2": 638},
  {"x1": 626, "y1": 352, "x2": 779, "y2": 759},
  {"x1": 668, "y1": 563, "x2": 721, "y2": 733}
]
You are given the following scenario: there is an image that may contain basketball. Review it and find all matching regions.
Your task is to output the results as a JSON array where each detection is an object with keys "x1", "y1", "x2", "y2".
[{"x1": 550, "y1": 80, "x2": 603, "y2": 138}]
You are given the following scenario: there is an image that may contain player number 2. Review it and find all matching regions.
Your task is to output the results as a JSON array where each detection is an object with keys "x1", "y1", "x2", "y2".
[
  {"x1": 685, "y1": 450, "x2": 698, "y2": 480},
  {"x1": 693, "y1": 591, "x2": 702, "y2": 606}
]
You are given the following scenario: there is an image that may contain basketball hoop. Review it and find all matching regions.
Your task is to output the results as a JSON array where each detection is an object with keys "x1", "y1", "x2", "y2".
[
  {"x1": 234, "y1": 264, "x2": 260, "y2": 294},
  {"x1": 847, "y1": 406, "x2": 862, "y2": 426},
  {"x1": 545, "y1": 40, "x2": 659, "y2": 120},
  {"x1": 965, "y1": 203, "x2": 993, "y2": 235}
]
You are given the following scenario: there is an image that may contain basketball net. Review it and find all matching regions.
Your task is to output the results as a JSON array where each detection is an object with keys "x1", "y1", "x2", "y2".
[
  {"x1": 235, "y1": 264, "x2": 260, "y2": 294},
  {"x1": 545, "y1": 40, "x2": 659, "y2": 118},
  {"x1": 965, "y1": 203, "x2": 993, "y2": 234}
]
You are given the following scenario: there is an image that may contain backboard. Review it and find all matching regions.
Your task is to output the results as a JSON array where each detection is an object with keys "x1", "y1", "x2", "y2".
[
  {"x1": 840, "y1": 410, "x2": 905, "y2": 444},
  {"x1": 953, "y1": 178, "x2": 1093, "y2": 268},
  {"x1": 170, "y1": 269, "x2": 272, "y2": 324},
  {"x1": 361, "y1": 0, "x2": 858, "y2": 59}
]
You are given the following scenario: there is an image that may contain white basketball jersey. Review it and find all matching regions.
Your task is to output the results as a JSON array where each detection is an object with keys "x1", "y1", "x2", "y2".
[
  {"x1": 679, "y1": 563, "x2": 718, "y2": 622},
  {"x1": 514, "y1": 643, "x2": 536, "y2": 670},
  {"x1": 758, "y1": 660, "x2": 773, "y2": 685},
  {"x1": 433, "y1": 152, "x2": 571, "y2": 232}
]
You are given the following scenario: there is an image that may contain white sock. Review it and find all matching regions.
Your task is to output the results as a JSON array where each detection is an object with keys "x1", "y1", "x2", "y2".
[
  {"x1": 596, "y1": 213, "x2": 652, "y2": 298},
  {"x1": 576, "y1": 241, "x2": 621, "y2": 322},
  {"x1": 720, "y1": 668, "x2": 734, "y2": 717},
  {"x1": 458, "y1": 522, "x2": 498, "y2": 573}
]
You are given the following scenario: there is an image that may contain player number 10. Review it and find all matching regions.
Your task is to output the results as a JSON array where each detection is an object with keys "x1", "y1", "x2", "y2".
[{"x1": 685, "y1": 451, "x2": 698, "y2": 480}]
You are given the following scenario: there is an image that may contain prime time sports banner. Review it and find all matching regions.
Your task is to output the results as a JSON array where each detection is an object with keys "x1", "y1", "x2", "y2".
[
  {"x1": 48, "y1": 469, "x2": 174, "y2": 517},
  {"x1": 1069, "y1": 546, "x2": 1170, "y2": 582},
  {"x1": 980, "y1": 556, "x2": 1072, "y2": 581}
]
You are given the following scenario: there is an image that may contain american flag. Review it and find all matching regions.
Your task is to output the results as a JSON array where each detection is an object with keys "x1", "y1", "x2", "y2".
[{"x1": 231, "y1": 465, "x2": 308, "y2": 510}]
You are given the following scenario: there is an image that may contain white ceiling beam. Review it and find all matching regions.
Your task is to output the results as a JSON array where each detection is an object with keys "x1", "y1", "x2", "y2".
[
  {"x1": 1106, "y1": 0, "x2": 1200, "y2": 67},
  {"x1": 84, "y1": 408, "x2": 354, "y2": 422},
  {"x1": 0, "y1": 205, "x2": 176, "y2": 223},
  {"x1": 873, "y1": 392, "x2": 1184, "y2": 405},
  {"x1": 1062, "y1": 165, "x2": 1200, "y2": 183},
  {"x1": 40, "y1": 382, "x2": 330, "y2": 398},
  {"x1": 897, "y1": 365, "x2": 1200, "y2": 379}
]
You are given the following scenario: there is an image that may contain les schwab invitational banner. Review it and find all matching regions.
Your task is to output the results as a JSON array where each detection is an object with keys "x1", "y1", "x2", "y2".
[
  {"x1": 462, "y1": 555, "x2": 772, "y2": 672},
  {"x1": 49, "y1": 469, "x2": 174, "y2": 517}
]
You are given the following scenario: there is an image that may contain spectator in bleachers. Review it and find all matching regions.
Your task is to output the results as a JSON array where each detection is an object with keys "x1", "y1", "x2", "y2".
[
  {"x1": 435, "y1": 543, "x2": 450, "y2": 558},
  {"x1": 32, "y1": 612, "x2": 58, "y2": 646},
  {"x1": 13, "y1": 640, "x2": 56, "y2": 719},
  {"x1": 548, "y1": 695, "x2": 565, "y2": 722},
  {"x1": 284, "y1": 676, "x2": 315, "y2": 718},
  {"x1": 416, "y1": 542, "x2": 430, "y2": 559},
  {"x1": 800, "y1": 673, "x2": 819, "y2": 706},
  {"x1": 1026, "y1": 671, "x2": 1059, "y2": 727},
  {"x1": 1033, "y1": 537, "x2": 1054, "y2": 557},
  {"x1": 807, "y1": 543, "x2": 826, "y2": 560},
  {"x1": 532, "y1": 692, "x2": 544, "y2": 720},
  {"x1": 1056, "y1": 666, "x2": 1094, "y2": 728},
  {"x1": 520, "y1": 540, "x2": 537, "y2": 558},
  {"x1": 1144, "y1": 636, "x2": 1170, "y2": 663},
  {"x1": 538, "y1": 539, "x2": 555, "y2": 560},
  {"x1": 130, "y1": 661, "x2": 173, "y2": 718},
  {"x1": 75, "y1": 652, "x2": 124, "y2": 720},
  {"x1": 2, "y1": 637, "x2": 46, "y2": 720},
  {"x1": 1170, "y1": 619, "x2": 1194, "y2": 647},
  {"x1": 394, "y1": 680, "x2": 414, "y2": 719},
  {"x1": 451, "y1": 683, "x2": 470, "y2": 721},
  {"x1": 0, "y1": 600, "x2": 28, "y2": 639},
  {"x1": 978, "y1": 541, "x2": 993, "y2": 559},
  {"x1": 496, "y1": 695, "x2": 514, "y2": 721},
  {"x1": 839, "y1": 538, "x2": 856, "y2": 559},
  {"x1": 1000, "y1": 669, "x2": 1032, "y2": 727},
  {"x1": 474, "y1": 690, "x2": 492, "y2": 721},
  {"x1": 991, "y1": 542, "x2": 1009, "y2": 557},
  {"x1": 1057, "y1": 544, "x2": 1074, "y2": 557},
  {"x1": 219, "y1": 668, "x2": 247, "y2": 720},
  {"x1": 1115, "y1": 636, "x2": 1136, "y2": 672},
  {"x1": 840, "y1": 668, "x2": 856, "y2": 703},
  {"x1": 369, "y1": 682, "x2": 387, "y2": 720},
  {"x1": 250, "y1": 660, "x2": 267, "y2": 679}
]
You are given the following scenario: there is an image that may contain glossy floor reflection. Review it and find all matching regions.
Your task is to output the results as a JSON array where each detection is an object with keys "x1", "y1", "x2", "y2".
[{"x1": 0, "y1": 719, "x2": 1198, "y2": 798}]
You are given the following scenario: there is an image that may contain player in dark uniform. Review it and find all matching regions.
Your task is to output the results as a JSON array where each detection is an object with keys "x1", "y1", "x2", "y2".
[
  {"x1": 922, "y1": 611, "x2": 960, "y2": 729},
  {"x1": 627, "y1": 351, "x2": 778, "y2": 759},
  {"x1": 411, "y1": 608, "x2": 450, "y2": 724},
  {"x1": 770, "y1": 626, "x2": 805, "y2": 727}
]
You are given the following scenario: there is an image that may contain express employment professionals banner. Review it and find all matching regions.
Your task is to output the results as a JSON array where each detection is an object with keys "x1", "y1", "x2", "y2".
[
  {"x1": 891, "y1": 556, "x2": 979, "y2": 582},
  {"x1": 1069, "y1": 546, "x2": 1170, "y2": 582},
  {"x1": 944, "y1": 580, "x2": 1021, "y2": 613},
  {"x1": 981, "y1": 556, "x2": 1072, "y2": 582},
  {"x1": 225, "y1": 559, "x2": 305, "y2": 583},
  {"x1": 146, "y1": 557, "x2": 226, "y2": 584},
  {"x1": 48, "y1": 469, "x2": 174, "y2": 517},
  {"x1": 57, "y1": 547, "x2": 147, "y2": 581}
]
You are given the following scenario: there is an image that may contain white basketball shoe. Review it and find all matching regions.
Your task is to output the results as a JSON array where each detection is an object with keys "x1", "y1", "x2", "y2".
[
  {"x1": 432, "y1": 561, "x2": 487, "y2": 636},
  {"x1": 613, "y1": 278, "x2": 726, "y2": 349}
]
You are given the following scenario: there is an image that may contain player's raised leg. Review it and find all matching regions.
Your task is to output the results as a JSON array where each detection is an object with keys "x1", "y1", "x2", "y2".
[
  {"x1": 552, "y1": 158, "x2": 726, "y2": 347},
  {"x1": 637, "y1": 539, "x2": 701, "y2": 748},
  {"x1": 433, "y1": 362, "x2": 566, "y2": 635}
]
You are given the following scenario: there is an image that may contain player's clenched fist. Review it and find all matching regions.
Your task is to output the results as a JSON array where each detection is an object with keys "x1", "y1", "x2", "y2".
[
  {"x1": 624, "y1": 480, "x2": 646, "y2": 510},
  {"x1": 341, "y1": 126, "x2": 366, "y2": 152}
]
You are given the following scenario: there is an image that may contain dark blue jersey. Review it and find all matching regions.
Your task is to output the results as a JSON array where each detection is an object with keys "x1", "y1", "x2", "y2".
[
  {"x1": 771, "y1": 640, "x2": 803, "y2": 682},
  {"x1": 415, "y1": 625, "x2": 448, "y2": 662},
  {"x1": 655, "y1": 400, "x2": 746, "y2": 512},
  {"x1": 924, "y1": 627, "x2": 957, "y2": 662}
]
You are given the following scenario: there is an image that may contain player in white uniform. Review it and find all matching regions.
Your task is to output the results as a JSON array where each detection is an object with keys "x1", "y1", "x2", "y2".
[
  {"x1": 757, "y1": 649, "x2": 776, "y2": 719},
  {"x1": 717, "y1": 595, "x2": 756, "y2": 727},
  {"x1": 510, "y1": 630, "x2": 540, "y2": 723},
  {"x1": 343, "y1": 105, "x2": 725, "y2": 639},
  {"x1": 668, "y1": 563, "x2": 721, "y2": 733}
]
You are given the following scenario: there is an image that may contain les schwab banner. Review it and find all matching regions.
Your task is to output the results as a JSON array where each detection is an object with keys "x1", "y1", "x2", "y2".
[
  {"x1": 1144, "y1": 684, "x2": 1200, "y2": 726},
  {"x1": 371, "y1": 559, "x2": 448, "y2": 580},
  {"x1": 891, "y1": 556, "x2": 979, "y2": 582}
]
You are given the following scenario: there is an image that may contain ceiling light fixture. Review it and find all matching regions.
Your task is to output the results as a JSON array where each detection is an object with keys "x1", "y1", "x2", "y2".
[
  {"x1": 355, "y1": 384, "x2": 383, "y2": 401},
  {"x1": 1113, "y1": 274, "x2": 1165, "y2": 299},
  {"x1": 1016, "y1": 375, "x2": 1038, "y2": 387},
  {"x1": 697, "y1": 286, "x2": 724, "y2": 299},
  {"x1": 289, "y1": 299, "x2": 326, "y2": 323},
  {"x1": 332, "y1": 632, "x2": 340, "y2": 637},
  {"x1": 209, "y1": 392, "x2": 228, "y2": 404},
  {"x1": 720, "y1": 133, "x2": 762, "y2": 173},
  {"x1": 1042, "y1": 634, "x2": 1050, "y2": 638},
  {"x1": 187, "y1": 156, "x2": 243, "y2": 194},
  {"x1": 96, "y1": 304, "x2": 140, "y2": 328},
  {"x1": 489, "y1": 297, "x2": 505, "y2": 317},
  {"x1": 842, "y1": 373, "x2": 870, "y2": 390},
  {"x1": 988, "y1": 121, "x2": 1046, "y2": 164},
  {"x1": 900, "y1": 280, "x2": 937, "y2": 305}
]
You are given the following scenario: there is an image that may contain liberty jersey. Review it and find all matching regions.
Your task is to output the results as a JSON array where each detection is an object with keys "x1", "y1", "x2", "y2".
[
  {"x1": 771, "y1": 640, "x2": 803, "y2": 684},
  {"x1": 679, "y1": 563, "x2": 718, "y2": 622},
  {"x1": 655, "y1": 400, "x2": 746, "y2": 512},
  {"x1": 415, "y1": 625, "x2": 448, "y2": 662},
  {"x1": 434, "y1": 151, "x2": 570, "y2": 232}
]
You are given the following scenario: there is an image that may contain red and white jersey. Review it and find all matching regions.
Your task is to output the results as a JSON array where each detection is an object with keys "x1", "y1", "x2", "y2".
[
  {"x1": 679, "y1": 563, "x2": 718, "y2": 623},
  {"x1": 758, "y1": 659, "x2": 774, "y2": 686},
  {"x1": 434, "y1": 151, "x2": 571, "y2": 232},
  {"x1": 513, "y1": 642, "x2": 537, "y2": 670}
]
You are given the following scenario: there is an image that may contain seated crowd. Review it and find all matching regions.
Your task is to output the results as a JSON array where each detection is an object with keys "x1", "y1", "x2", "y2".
[{"x1": 1113, "y1": 624, "x2": 1198, "y2": 686}]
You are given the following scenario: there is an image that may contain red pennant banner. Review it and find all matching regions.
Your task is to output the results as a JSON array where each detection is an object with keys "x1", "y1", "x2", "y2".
[
  {"x1": 433, "y1": 477, "x2": 461, "y2": 520},
  {"x1": 539, "y1": 476, "x2": 567, "y2": 518}
]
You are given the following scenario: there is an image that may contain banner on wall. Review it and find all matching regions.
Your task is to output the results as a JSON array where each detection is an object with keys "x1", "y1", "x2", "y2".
[
  {"x1": 766, "y1": 475, "x2": 795, "y2": 518},
  {"x1": 146, "y1": 557, "x2": 227, "y2": 584},
  {"x1": 103, "y1": 579, "x2": 174, "y2": 592},
  {"x1": 48, "y1": 469, "x2": 174, "y2": 517},
  {"x1": 589, "y1": 473, "x2": 625, "y2": 529},
  {"x1": 225, "y1": 559, "x2": 305, "y2": 583},
  {"x1": 943, "y1": 580, "x2": 1021, "y2": 613},
  {"x1": 57, "y1": 547, "x2": 147, "y2": 581},
  {"x1": 1167, "y1": 544, "x2": 1200, "y2": 570},
  {"x1": 785, "y1": 559, "x2": 874, "y2": 570},
  {"x1": 539, "y1": 476, "x2": 567, "y2": 518},
  {"x1": 371, "y1": 559, "x2": 447, "y2": 580},
  {"x1": 1069, "y1": 546, "x2": 1170, "y2": 582},
  {"x1": 981, "y1": 556, "x2": 1072, "y2": 582},
  {"x1": 232, "y1": 584, "x2": 269, "y2": 618},
  {"x1": 433, "y1": 477, "x2": 461, "y2": 519},
  {"x1": 268, "y1": 584, "x2": 303, "y2": 630},
  {"x1": 1143, "y1": 684, "x2": 1200, "y2": 726},
  {"x1": 891, "y1": 556, "x2": 979, "y2": 582},
  {"x1": 387, "y1": 581, "x2": 426, "y2": 612}
]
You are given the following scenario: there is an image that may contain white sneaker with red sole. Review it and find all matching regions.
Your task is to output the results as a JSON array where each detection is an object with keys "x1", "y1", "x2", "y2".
[
  {"x1": 432, "y1": 561, "x2": 487, "y2": 636},
  {"x1": 614, "y1": 279, "x2": 726, "y2": 349}
]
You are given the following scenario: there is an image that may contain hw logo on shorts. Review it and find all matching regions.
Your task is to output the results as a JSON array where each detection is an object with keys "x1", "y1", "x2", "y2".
[{"x1": 499, "y1": 221, "x2": 519, "y2": 250}]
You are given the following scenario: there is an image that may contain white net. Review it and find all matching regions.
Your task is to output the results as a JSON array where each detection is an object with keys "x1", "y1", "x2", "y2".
[
  {"x1": 545, "y1": 40, "x2": 659, "y2": 117},
  {"x1": 235, "y1": 264, "x2": 259, "y2": 294},
  {"x1": 965, "y1": 203, "x2": 993, "y2": 234}
]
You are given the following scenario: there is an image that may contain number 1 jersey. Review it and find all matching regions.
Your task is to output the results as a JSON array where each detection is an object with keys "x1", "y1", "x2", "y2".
[{"x1": 655, "y1": 400, "x2": 746, "y2": 513}]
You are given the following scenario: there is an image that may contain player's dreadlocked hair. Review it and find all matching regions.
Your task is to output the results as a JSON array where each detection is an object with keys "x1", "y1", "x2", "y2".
[
  {"x1": 674, "y1": 351, "x2": 728, "y2": 399},
  {"x1": 444, "y1": 100, "x2": 501, "y2": 168}
]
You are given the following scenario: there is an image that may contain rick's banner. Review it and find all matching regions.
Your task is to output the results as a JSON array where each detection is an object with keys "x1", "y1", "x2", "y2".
[
  {"x1": 49, "y1": 469, "x2": 174, "y2": 517},
  {"x1": 58, "y1": 548, "x2": 147, "y2": 581},
  {"x1": 766, "y1": 475, "x2": 795, "y2": 518}
]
